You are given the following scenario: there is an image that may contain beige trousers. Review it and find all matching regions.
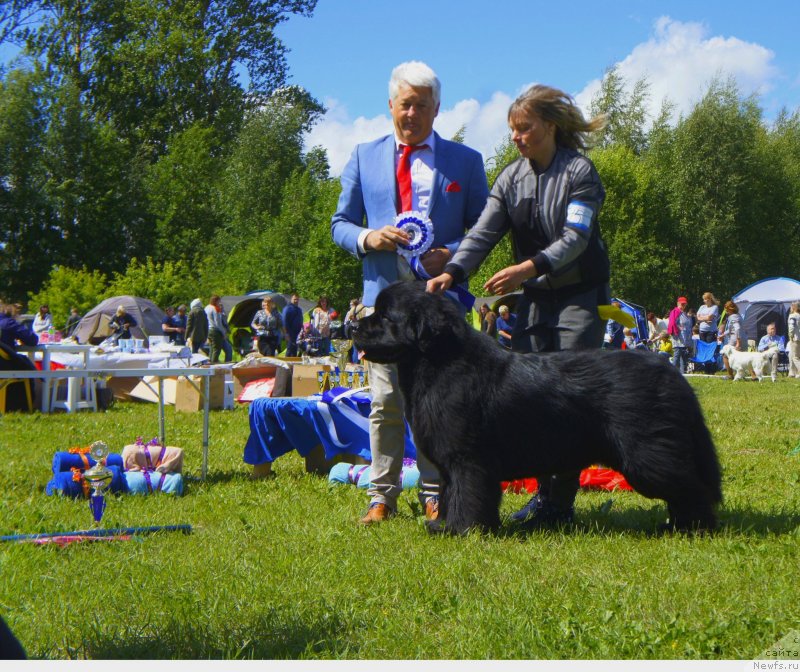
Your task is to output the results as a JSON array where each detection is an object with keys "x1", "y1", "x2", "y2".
[
  {"x1": 789, "y1": 340, "x2": 800, "y2": 377},
  {"x1": 367, "y1": 360, "x2": 440, "y2": 509}
]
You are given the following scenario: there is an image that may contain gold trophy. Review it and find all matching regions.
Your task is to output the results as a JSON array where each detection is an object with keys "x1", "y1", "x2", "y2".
[
  {"x1": 83, "y1": 441, "x2": 113, "y2": 524},
  {"x1": 331, "y1": 339, "x2": 353, "y2": 382}
]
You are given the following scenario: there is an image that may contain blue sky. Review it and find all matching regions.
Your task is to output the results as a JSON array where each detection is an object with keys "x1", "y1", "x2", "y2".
[{"x1": 275, "y1": 0, "x2": 800, "y2": 174}]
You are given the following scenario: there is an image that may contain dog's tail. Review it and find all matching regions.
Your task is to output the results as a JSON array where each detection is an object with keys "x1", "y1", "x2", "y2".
[{"x1": 691, "y1": 410, "x2": 723, "y2": 505}]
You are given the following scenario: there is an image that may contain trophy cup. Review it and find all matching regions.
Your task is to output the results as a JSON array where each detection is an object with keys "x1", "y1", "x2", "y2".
[
  {"x1": 83, "y1": 441, "x2": 113, "y2": 524},
  {"x1": 331, "y1": 339, "x2": 353, "y2": 382}
]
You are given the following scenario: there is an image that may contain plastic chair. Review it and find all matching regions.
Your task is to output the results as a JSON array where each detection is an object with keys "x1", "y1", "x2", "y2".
[
  {"x1": 0, "y1": 346, "x2": 34, "y2": 413},
  {"x1": 49, "y1": 373, "x2": 97, "y2": 413}
]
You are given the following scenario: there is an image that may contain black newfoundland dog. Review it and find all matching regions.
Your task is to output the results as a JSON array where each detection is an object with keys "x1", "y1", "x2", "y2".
[{"x1": 352, "y1": 282, "x2": 722, "y2": 535}]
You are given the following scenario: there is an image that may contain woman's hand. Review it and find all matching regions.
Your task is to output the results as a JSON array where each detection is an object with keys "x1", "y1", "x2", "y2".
[
  {"x1": 426, "y1": 273, "x2": 454, "y2": 294},
  {"x1": 483, "y1": 261, "x2": 536, "y2": 295}
]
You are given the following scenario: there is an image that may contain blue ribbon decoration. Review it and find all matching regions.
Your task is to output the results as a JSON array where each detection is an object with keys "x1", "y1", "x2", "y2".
[{"x1": 394, "y1": 211, "x2": 475, "y2": 310}]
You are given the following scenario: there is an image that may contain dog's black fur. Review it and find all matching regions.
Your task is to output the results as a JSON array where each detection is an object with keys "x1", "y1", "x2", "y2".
[{"x1": 353, "y1": 282, "x2": 722, "y2": 534}]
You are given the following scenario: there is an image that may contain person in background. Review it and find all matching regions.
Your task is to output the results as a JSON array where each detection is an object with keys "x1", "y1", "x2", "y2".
[
  {"x1": 205, "y1": 295, "x2": 229, "y2": 363},
  {"x1": 667, "y1": 296, "x2": 692, "y2": 373},
  {"x1": 281, "y1": 293, "x2": 304, "y2": 357},
  {"x1": 311, "y1": 296, "x2": 335, "y2": 356},
  {"x1": 172, "y1": 304, "x2": 187, "y2": 346},
  {"x1": 757, "y1": 322, "x2": 784, "y2": 381},
  {"x1": 64, "y1": 307, "x2": 81, "y2": 338},
  {"x1": 495, "y1": 305, "x2": 516, "y2": 349},
  {"x1": 0, "y1": 303, "x2": 38, "y2": 352},
  {"x1": 787, "y1": 301, "x2": 800, "y2": 378},
  {"x1": 161, "y1": 306, "x2": 180, "y2": 344},
  {"x1": 185, "y1": 298, "x2": 209, "y2": 354},
  {"x1": 251, "y1": 296, "x2": 284, "y2": 357},
  {"x1": 331, "y1": 60, "x2": 489, "y2": 525},
  {"x1": 695, "y1": 292, "x2": 720, "y2": 373},
  {"x1": 32, "y1": 304, "x2": 52, "y2": 336},
  {"x1": 623, "y1": 327, "x2": 637, "y2": 349},
  {"x1": 719, "y1": 299, "x2": 742, "y2": 379},
  {"x1": 657, "y1": 331, "x2": 673, "y2": 360},
  {"x1": 479, "y1": 303, "x2": 497, "y2": 339},
  {"x1": 427, "y1": 83, "x2": 610, "y2": 529},
  {"x1": 108, "y1": 305, "x2": 137, "y2": 341},
  {"x1": 646, "y1": 311, "x2": 660, "y2": 347},
  {"x1": 296, "y1": 321, "x2": 322, "y2": 356}
]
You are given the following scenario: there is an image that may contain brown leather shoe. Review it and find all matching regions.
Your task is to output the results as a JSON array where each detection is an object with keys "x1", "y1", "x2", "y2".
[
  {"x1": 425, "y1": 496, "x2": 440, "y2": 521},
  {"x1": 360, "y1": 502, "x2": 394, "y2": 525}
]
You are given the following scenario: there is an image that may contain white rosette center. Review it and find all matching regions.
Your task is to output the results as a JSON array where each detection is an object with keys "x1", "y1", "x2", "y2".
[{"x1": 394, "y1": 211, "x2": 434, "y2": 260}]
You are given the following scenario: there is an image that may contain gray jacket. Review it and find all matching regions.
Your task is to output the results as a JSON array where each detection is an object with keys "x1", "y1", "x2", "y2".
[{"x1": 445, "y1": 147, "x2": 607, "y2": 293}]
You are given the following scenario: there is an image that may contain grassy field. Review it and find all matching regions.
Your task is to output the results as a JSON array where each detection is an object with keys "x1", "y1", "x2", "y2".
[{"x1": 0, "y1": 375, "x2": 798, "y2": 660}]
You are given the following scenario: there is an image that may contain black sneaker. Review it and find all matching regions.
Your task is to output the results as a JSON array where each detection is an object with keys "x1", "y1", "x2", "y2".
[
  {"x1": 509, "y1": 493, "x2": 544, "y2": 522},
  {"x1": 510, "y1": 493, "x2": 574, "y2": 529}
]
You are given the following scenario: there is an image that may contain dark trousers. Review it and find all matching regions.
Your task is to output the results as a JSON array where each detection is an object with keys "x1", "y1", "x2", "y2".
[
  {"x1": 285, "y1": 333, "x2": 300, "y2": 357},
  {"x1": 514, "y1": 286, "x2": 607, "y2": 509},
  {"x1": 208, "y1": 329, "x2": 224, "y2": 363},
  {"x1": 257, "y1": 333, "x2": 279, "y2": 357}
]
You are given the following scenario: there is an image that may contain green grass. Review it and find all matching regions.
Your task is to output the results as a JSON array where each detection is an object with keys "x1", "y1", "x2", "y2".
[{"x1": 1, "y1": 376, "x2": 799, "y2": 659}]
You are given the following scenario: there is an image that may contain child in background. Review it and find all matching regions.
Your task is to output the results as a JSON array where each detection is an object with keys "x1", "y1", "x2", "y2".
[{"x1": 658, "y1": 332, "x2": 673, "y2": 360}]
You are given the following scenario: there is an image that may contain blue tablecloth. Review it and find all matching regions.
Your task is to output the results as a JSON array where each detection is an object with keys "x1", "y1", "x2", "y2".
[{"x1": 243, "y1": 388, "x2": 416, "y2": 465}]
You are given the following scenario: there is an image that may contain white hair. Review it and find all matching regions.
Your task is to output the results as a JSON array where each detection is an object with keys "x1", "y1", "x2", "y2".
[{"x1": 389, "y1": 61, "x2": 440, "y2": 106}]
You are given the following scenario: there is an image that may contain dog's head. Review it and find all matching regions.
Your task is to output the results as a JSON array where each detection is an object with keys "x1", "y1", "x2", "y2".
[
  {"x1": 352, "y1": 282, "x2": 468, "y2": 363},
  {"x1": 720, "y1": 344, "x2": 734, "y2": 358}
]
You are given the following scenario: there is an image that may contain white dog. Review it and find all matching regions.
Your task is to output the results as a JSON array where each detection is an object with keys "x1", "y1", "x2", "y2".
[{"x1": 721, "y1": 344, "x2": 778, "y2": 382}]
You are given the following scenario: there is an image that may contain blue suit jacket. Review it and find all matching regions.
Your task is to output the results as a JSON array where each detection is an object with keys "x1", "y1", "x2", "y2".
[{"x1": 331, "y1": 132, "x2": 489, "y2": 306}]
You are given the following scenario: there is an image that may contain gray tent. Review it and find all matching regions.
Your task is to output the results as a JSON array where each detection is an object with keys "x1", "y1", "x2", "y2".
[
  {"x1": 73, "y1": 296, "x2": 166, "y2": 345},
  {"x1": 732, "y1": 277, "x2": 800, "y2": 343}
]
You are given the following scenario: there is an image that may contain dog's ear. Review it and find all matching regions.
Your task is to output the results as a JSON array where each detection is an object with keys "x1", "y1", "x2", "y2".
[{"x1": 409, "y1": 294, "x2": 464, "y2": 354}]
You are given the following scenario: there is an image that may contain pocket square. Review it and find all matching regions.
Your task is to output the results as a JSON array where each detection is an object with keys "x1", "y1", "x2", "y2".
[{"x1": 445, "y1": 181, "x2": 461, "y2": 193}]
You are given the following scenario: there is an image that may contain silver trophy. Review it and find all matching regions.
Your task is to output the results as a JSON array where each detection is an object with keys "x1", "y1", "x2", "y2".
[
  {"x1": 331, "y1": 339, "x2": 353, "y2": 383},
  {"x1": 83, "y1": 441, "x2": 113, "y2": 523}
]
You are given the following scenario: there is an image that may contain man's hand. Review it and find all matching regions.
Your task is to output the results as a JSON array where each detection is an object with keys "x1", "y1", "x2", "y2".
[
  {"x1": 364, "y1": 225, "x2": 410, "y2": 252},
  {"x1": 426, "y1": 273, "x2": 454, "y2": 294},
  {"x1": 419, "y1": 247, "x2": 451, "y2": 276}
]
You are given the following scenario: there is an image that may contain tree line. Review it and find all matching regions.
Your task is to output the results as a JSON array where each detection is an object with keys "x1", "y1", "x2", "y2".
[{"x1": 1, "y1": 3, "x2": 798, "y2": 326}]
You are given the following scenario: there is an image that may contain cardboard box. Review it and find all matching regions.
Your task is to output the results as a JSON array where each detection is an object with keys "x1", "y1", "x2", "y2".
[
  {"x1": 291, "y1": 363, "x2": 331, "y2": 397},
  {"x1": 106, "y1": 376, "x2": 141, "y2": 401},
  {"x1": 128, "y1": 376, "x2": 178, "y2": 404},
  {"x1": 231, "y1": 362, "x2": 291, "y2": 400},
  {"x1": 175, "y1": 373, "x2": 226, "y2": 412}
]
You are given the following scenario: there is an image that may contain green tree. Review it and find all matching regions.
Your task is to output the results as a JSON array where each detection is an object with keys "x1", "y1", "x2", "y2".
[
  {"x1": 295, "y1": 178, "x2": 362, "y2": 311},
  {"x1": 106, "y1": 257, "x2": 199, "y2": 309},
  {"x1": 0, "y1": 67, "x2": 59, "y2": 302},
  {"x1": 591, "y1": 65, "x2": 651, "y2": 154},
  {"x1": 27, "y1": 265, "x2": 108, "y2": 327},
  {"x1": 591, "y1": 144, "x2": 678, "y2": 311},
  {"x1": 1, "y1": 0, "x2": 319, "y2": 148},
  {"x1": 218, "y1": 86, "x2": 324, "y2": 237},
  {"x1": 145, "y1": 123, "x2": 223, "y2": 263},
  {"x1": 43, "y1": 75, "x2": 154, "y2": 275}
]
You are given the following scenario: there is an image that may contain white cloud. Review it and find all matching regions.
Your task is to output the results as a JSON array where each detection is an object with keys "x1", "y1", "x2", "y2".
[
  {"x1": 575, "y1": 17, "x2": 777, "y2": 122},
  {"x1": 309, "y1": 18, "x2": 779, "y2": 176}
]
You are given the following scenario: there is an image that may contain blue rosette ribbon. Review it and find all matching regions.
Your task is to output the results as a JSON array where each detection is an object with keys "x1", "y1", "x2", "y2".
[
  {"x1": 394, "y1": 211, "x2": 433, "y2": 260},
  {"x1": 394, "y1": 211, "x2": 475, "y2": 310}
]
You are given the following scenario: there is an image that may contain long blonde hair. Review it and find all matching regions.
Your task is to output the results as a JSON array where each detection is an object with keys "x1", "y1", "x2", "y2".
[{"x1": 508, "y1": 85, "x2": 605, "y2": 151}]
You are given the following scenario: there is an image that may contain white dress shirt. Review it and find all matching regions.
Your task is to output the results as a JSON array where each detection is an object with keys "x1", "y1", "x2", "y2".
[{"x1": 356, "y1": 132, "x2": 436, "y2": 259}]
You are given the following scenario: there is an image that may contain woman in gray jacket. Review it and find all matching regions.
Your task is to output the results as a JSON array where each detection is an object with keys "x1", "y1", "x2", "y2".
[{"x1": 427, "y1": 84, "x2": 610, "y2": 529}]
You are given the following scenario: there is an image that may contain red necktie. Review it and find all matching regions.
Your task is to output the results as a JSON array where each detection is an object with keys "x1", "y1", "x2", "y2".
[{"x1": 396, "y1": 144, "x2": 426, "y2": 213}]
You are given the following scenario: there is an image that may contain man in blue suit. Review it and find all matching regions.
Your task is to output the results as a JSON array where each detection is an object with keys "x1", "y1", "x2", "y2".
[{"x1": 331, "y1": 61, "x2": 489, "y2": 524}]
